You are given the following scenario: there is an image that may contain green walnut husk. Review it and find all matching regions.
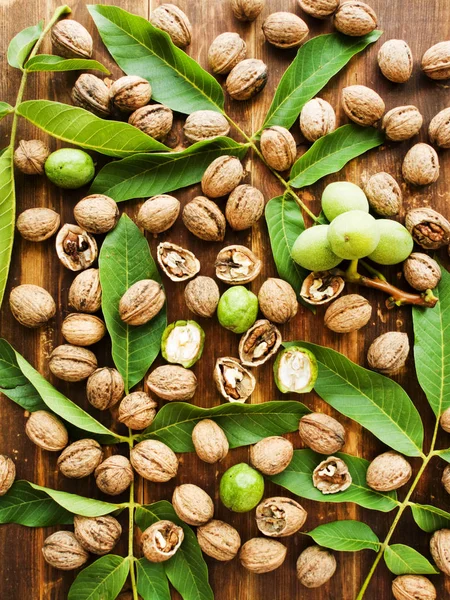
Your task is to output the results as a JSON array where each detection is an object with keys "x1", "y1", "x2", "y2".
[
  {"x1": 273, "y1": 346, "x2": 318, "y2": 394},
  {"x1": 217, "y1": 286, "x2": 259, "y2": 334},
  {"x1": 161, "y1": 320, "x2": 205, "y2": 368},
  {"x1": 219, "y1": 463, "x2": 264, "y2": 513}
]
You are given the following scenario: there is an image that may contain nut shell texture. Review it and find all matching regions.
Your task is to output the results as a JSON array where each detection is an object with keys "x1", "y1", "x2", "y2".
[
  {"x1": 87, "y1": 367, "x2": 124, "y2": 410},
  {"x1": 208, "y1": 33, "x2": 247, "y2": 75},
  {"x1": 333, "y1": 1, "x2": 377, "y2": 36},
  {"x1": 382, "y1": 106, "x2": 423, "y2": 142},
  {"x1": 225, "y1": 184, "x2": 265, "y2": 231},
  {"x1": 192, "y1": 419, "x2": 229, "y2": 463},
  {"x1": 313, "y1": 456, "x2": 352, "y2": 494},
  {"x1": 51, "y1": 20, "x2": 93, "y2": 58},
  {"x1": 14, "y1": 139, "x2": 50, "y2": 175},
  {"x1": 0, "y1": 455, "x2": 15, "y2": 496},
  {"x1": 216, "y1": 245, "x2": 261, "y2": 285},
  {"x1": 56, "y1": 224, "x2": 97, "y2": 272},
  {"x1": 262, "y1": 12, "x2": 309, "y2": 49},
  {"x1": 74, "y1": 515, "x2": 122, "y2": 555},
  {"x1": 324, "y1": 294, "x2": 372, "y2": 333},
  {"x1": 366, "y1": 451, "x2": 412, "y2": 491},
  {"x1": 342, "y1": 85, "x2": 385, "y2": 126},
  {"x1": 69, "y1": 268, "x2": 102, "y2": 313},
  {"x1": 119, "y1": 279, "x2": 165, "y2": 326},
  {"x1": 9, "y1": 284, "x2": 55, "y2": 328},
  {"x1": 405, "y1": 208, "x2": 450, "y2": 249},
  {"x1": 367, "y1": 332, "x2": 409, "y2": 374},
  {"x1": 201, "y1": 155, "x2": 244, "y2": 198},
  {"x1": 214, "y1": 356, "x2": 256, "y2": 403},
  {"x1": 231, "y1": 0, "x2": 265, "y2": 21},
  {"x1": 430, "y1": 529, "x2": 450, "y2": 575},
  {"x1": 138, "y1": 195, "x2": 180, "y2": 234},
  {"x1": 364, "y1": 172, "x2": 402, "y2": 216},
  {"x1": 392, "y1": 575, "x2": 437, "y2": 600},
  {"x1": 184, "y1": 276, "x2": 220, "y2": 318},
  {"x1": 226, "y1": 59, "x2": 268, "y2": 100},
  {"x1": 239, "y1": 320, "x2": 282, "y2": 367},
  {"x1": 255, "y1": 496, "x2": 307, "y2": 537},
  {"x1": 95, "y1": 455, "x2": 134, "y2": 496},
  {"x1": 378, "y1": 40, "x2": 413, "y2": 83},
  {"x1": 300, "y1": 98, "x2": 336, "y2": 142},
  {"x1": 157, "y1": 242, "x2": 200, "y2": 282},
  {"x1": 61, "y1": 313, "x2": 106, "y2": 346},
  {"x1": 197, "y1": 520, "x2": 241, "y2": 561},
  {"x1": 110, "y1": 76, "x2": 152, "y2": 112},
  {"x1": 296, "y1": 545, "x2": 337, "y2": 588},
  {"x1": 299, "y1": 413, "x2": 345, "y2": 454},
  {"x1": 25, "y1": 410, "x2": 68, "y2": 452},
  {"x1": 298, "y1": 0, "x2": 339, "y2": 18},
  {"x1": 250, "y1": 436, "x2": 293, "y2": 475},
  {"x1": 184, "y1": 111, "x2": 230, "y2": 143},
  {"x1": 130, "y1": 440, "x2": 178, "y2": 482},
  {"x1": 441, "y1": 408, "x2": 450, "y2": 433},
  {"x1": 402, "y1": 143, "x2": 439, "y2": 186},
  {"x1": 49, "y1": 345, "x2": 97, "y2": 382},
  {"x1": 118, "y1": 391, "x2": 158, "y2": 430},
  {"x1": 422, "y1": 41, "x2": 450, "y2": 80},
  {"x1": 57, "y1": 439, "x2": 103, "y2": 478},
  {"x1": 403, "y1": 253, "x2": 441, "y2": 291},
  {"x1": 429, "y1": 107, "x2": 450, "y2": 148},
  {"x1": 147, "y1": 364, "x2": 197, "y2": 401},
  {"x1": 239, "y1": 538, "x2": 287, "y2": 573},
  {"x1": 258, "y1": 278, "x2": 298, "y2": 324},
  {"x1": 172, "y1": 484, "x2": 214, "y2": 526},
  {"x1": 142, "y1": 520, "x2": 184, "y2": 562},
  {"x1": 260, "y1": 126, "x2": 297, "y2": 171},
  {"x1": 150, "y1": 4, "x2": 192, "y2": 48},
  {"x1": 42, "y1": 531, "x2": 89, "y2": 570},
  {"x1": 128, "y1": 104, "x2": 173, "y2": 141},
  {"x1": 72, "y1": 74, "x2": 111, "y2": 118},
  {"x1": 182, "y1": 196, "x2": 226, "y2": 241},
  {"x1": 16, "y1": 207, "x2": 60, "y2": 242},
  {"x1": 74, "y1": 195, "x2": 119, "y2": 234}
]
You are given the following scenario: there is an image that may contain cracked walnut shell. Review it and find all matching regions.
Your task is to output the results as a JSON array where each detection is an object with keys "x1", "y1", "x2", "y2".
[
  {"x1": 342, "y1": 85, "x2": 385, "y2": 126},
  {"x1": 208, "y1": 32, "x2": 247, "y2": 75},
  {"x1": 56, "y1": 224, "x2": 97, "y2": 272},
  {"x1": 258, "y1": 278, "x2": 298, "y2": 324},
  {"x1": 142, "y1": 520, "x2": 184, "y2": 562},
  {"x1": 57, "y1": 439, "x2": 103, "y2": 478},
  {"x1": 182, "y1": 196, "x2": 226, "y2": 241},
  {"x1": 197, "y1": 520, "x2": 241, "y2": 561},
  {"x1": 333, "y1": 1, "x2": 377, "y2": 36},
  {"x1": 256, "y1": 497, "x2": 307, "y2": 538},
  {"x1": 192, "y1": 419, "x2": 229, "y2": 464},
  {"x1": 119, "y1": 279, "x2": 165, "y2": 326},
  {"x1": 422, "y1": 41, "x2": 450, "y2": 80},
  {"x1": 324, "y1": 294, "x2": 372, "y2": 333},
  {"x1": 157, "y1": 242, "x2": 200, "y2": 282},
  {"x1": 405, "y1": 208, "x2": 450, "y2": 250},
  {"x1": 184, "y1": 110, "x2": 231, "y2": 143},
  {"x1": 299, "y1": 413, "x2": 346, "y2": 454},
  {"x1": 87, "y1": 367, "x2": 124, "y2": 410},
  {"x1": 367, "y1": 332, "x2": 409, "y2": 375},
  {"x1": 150, "y1": 4, "x2": 192, "y2": 48},
  {"x1": 25, "y1": 410, "x2": 68, "y2": 452},
  {"x1": 225, "y1": 184, "x2": 265, "y2": 231},
  {"x1": 239, "y1": 320, "x2": 282, "y2": 367},
  {"x1": 226, "y1": 59, "x2": 268, "y2": 101},
  {"x1": 260, "y1": 126, "x2": 297, "y2": 171},
  {"x1": 74, "y1": 514, "x2": 122, "y2": 555},
  {"x1": 9, "y1": 284, "x2": 56, "y2": 328},
  {"x1": 172, "y1": 484, "x2": 214, "y2": 526},
  {"x1": 378, "y1": 39, "x2": 413, "y2": 83},
  {"x1": 402, "y1": 143, "x2": 439, "y2": 186},
  {"x1": 240, "y1": 538, "x2": 287, "y2": 573},
  {"x1": 49, "y1": 345, "x2": 97, "y2": 382},
  {"x1": 16, "y1": 207, "x2": 60, "y2": 241},
  {"x1": 300, "y1": 271, "x2": 345, "y2": 306},
  {"x1": 51, "y1": 19, "x2": 93, "y2": 59},
  {"x1": 262, "y1": 12, "x2": 309, "y2": 49},
  {"x1": 250, "y1": 437, "x2": 293, "y2": 475},
  {"x1": 313, "y1": 456, "x2": 352, "y2": 494},
  {"x1": 130, "y1": 440, "x2": 178, "y2": 482},
  {"x1": 95, "y1": 455, "x2": 134, "y2": 496},
  {"x1": 42, "y1": 531, "x2": 89, "y2": 570},
  {"x1": 215, "y1": 245, "x2": 261, "y2": 285},
  {"x1": 137, "y1": 195, "x2": 180, "y2": 234},
  {"x1": 366, "y1": 451, "x2": 412, "y2": 491},
  {"x1": 0, "y1": 455, "x2": 15, "y2": 496},
  {"x1": 296, "y1": 545, "x2": 337, "y2": 588},
  {"x1": 184, "y1": 276, "x2": 220, "y2": 318},
  {"x1": 214, "y1": 356, "x2": 256, "y2": 403},
  {"x1": 147, "y1": 364, "x2": 197, "y2": 401}
]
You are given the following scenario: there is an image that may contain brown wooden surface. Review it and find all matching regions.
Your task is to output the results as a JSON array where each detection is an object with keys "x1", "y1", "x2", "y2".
[{"x1": 1, "y1": 0, "x2": 450, "y2": 598}]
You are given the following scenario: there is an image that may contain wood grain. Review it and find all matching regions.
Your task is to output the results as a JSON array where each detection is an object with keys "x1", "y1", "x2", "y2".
[{"x1": 1, "y1": 0, "x2": 450, "y2": 598}]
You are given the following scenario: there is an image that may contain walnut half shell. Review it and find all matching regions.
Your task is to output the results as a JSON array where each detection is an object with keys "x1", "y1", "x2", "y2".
[
  {"x1": 300, "y1": 271, "x2": 345, "y2": 305},
  {"x1": 214, "y1": 357, "x2": 256, "y2": 403},
  {"x1": 215, "y1": 245, "x2": 261, "y2": 285},
  {"x1": 56, "y1": 224, "x2": 98, "y2": 271},
  {"x1": 239, "y1": 320, "x2": 282, "y2": 367},
  {"x1": 312, "y1": 456, "x2": 352, "y2": 495},
  {"x1": 157, "y1": 242, "x2": 200, "y2": 282},
  {"x1": 142, "y1": 520, "x2": 184, "y2": 563}
]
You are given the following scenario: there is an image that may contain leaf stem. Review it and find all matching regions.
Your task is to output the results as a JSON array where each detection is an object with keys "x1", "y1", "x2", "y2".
[{"x1": 127, "y1": 431, "x2": 139, "y2": 600}]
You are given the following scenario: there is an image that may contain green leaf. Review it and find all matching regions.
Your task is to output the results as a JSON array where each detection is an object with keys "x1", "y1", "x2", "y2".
[
  {"x1": 28, "y1": 482, "x2": 122, "y2": 517},
  {"x1": 90, "y1": 137, "x2": 248, "y2": 201},
  {"x1": 17, "y1": 101, "x2": 169, "y2": 157},
  {"x1": 269, "y1": 449, "x2": 399, "y2": 513},
  {"x1": 0, "y1": 102, "x2": 13, "y2": 120},
  {"x1": 261, "y1": 31, "x2": 382, "y2": 132},
  {"x1": 136, "y1": 559, "x2": 171, "y2": 600},
  {"x1": 289, "y1": 125, "x2": 385, "y2": 189},
  {"x1": 68, "y1": 555, "x2": 130, "y2": 600},
  {"x1": 413, "y1": 264, "x2": 450, "y2": 416},
  {"x1": 99, "y1": 215, "x2": 166, "y2": 392},
  {"x1": 7, "y1": 21, "x2": 43, "y2": 69},
  {"x1": 0, "y1": 338, "x2": 45, "y2": 411},
  {"x1": 308, "y1": 520, "x2": 380, "y2": 552},
  {"x1": 136, "y1": 401, "x2": 310, "y2": 451},
  {"x1": 0, "y1": 147, "x2": 15, "y2": 309},
  {"x1": 411, "y1": 503, "x2": 450, "y2": 532},
  {"x1": 135, "y1": 501, "x2": 214, "y2": 600},
  {"x1": 88, "y1": 4, "x2": 224, "y2": 114},
  {"x1": 437, "y1": 449, "x2": 450, "y2": 463},
  {"x1": 286, "y1": 341, "x2": 424, "y2": 457},
  {"x1": 384, "y1": 545, "x2": 439, "y2": 576},
  {"x1": 0, "y1": 481, "x2": 73, "y2": 526},
  {"x1": 25, "y1": 55, "x2": 110, "y2": 73}
]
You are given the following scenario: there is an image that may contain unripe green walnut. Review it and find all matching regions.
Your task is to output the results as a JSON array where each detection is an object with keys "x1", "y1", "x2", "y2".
[
  {"x1": 327, "y1": 210, "x2": 380, "y2": 260},
  {"x1": 367, "y1": 220, "x2": 413, "y2": 265},
  {"x1": 220, "y1": 463, "x2": 264, "y2": 512},
  {"x1": 321, "y1": 182, "x2": 369, "y2": 221},
  {"x1": 292, "y1": 225, "x2": 342, "y2": 272},
  {"x1": 217, "y1": 287, "x2": 259, "y2": 334}
]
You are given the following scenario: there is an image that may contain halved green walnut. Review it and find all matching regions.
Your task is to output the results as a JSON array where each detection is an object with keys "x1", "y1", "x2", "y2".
[
  {"x1": 214, "y1": 357, "x2": 256, "y2": 403},
  {"x1": 161, "y1": 320, "x2": 205, "y2": 368},
  {"x1": 273, "y1": 346, "x2": 318, "y2": 394},
  {"x1": 300, "y1": 271, "x2": 345, "y2": 306},
  {"x1": 239, "y1": 320, "x2": 282, "y2": 367}
]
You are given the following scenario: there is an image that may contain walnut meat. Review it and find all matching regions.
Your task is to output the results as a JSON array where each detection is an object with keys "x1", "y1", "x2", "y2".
[
  {"x1": 157, "y1": 242, "x2": 200, "y2": 282},
  {"x1": 69, "y1": 268, "x2": 102, "y2": 313},
  {"x1": 300, "y1": 271, "x2": 345, "y2": 306},
  {"x1": 382, "y1": 106, "x2": 423, "y2": 142},
  {"x1": 197, "y1": 520, "x2": 241, "y2": 560},
  {"x1": 225, "y1": 184, "x2": 265, "y2": 231},
  {"x1": 231, "y1": 0, "x2": 265, "y2": 21},
  {"x1": 215, "y1": 245, "x2": 262, "y2": 285},
  {"x1": 42, "y1": 531, "x2": 89, "y2": 570},
  {"x1": 405, "y1": 208, "x2": 450, "y2": 250},
  {"x1": 16, "y1": 207, "x2": 60, "y2": 242},
  {"x1": 61, "y1": 313, "x2": 106, "y2": 347},
  {"x1": 150, "y1": 4, "x2": 192, "y2": 48},
  {"x1": 119, "y1": 279, "x2": 165, "y2": 326},
  {"x1": 403, "y1": 253, "x2": 442, "y2": 291},
  {"x1": 208, "y1": 33, "x2": 247, "y2": 75},
  {"x1": 25, "y1": 410, "x2": 68, "y2": 452},
  {"x1": 402, "y1": 143, "x2": 440, "y2": 186},
  {"x1": 422, "y1": 41, "x2": 450, "y2": 80},
  {"x1": 182, "y1": 196, "x2": 226, "y2": 241},
  {"x1": 72, "y1": 74, "x2": 111, "y2": 117},
  {"x1": 57, "y1": 439, "x2": 103, "y2": 478},
  {"x1": 147, "y1": 365, "x2": 198, "y2": 401},
  {"x1": 250, "y1": 437, "x2": 293, "y2": 475},
  {"x1": 296, "y1": 545, "x2": 337, "y2": 588},
  {"x1": 9, "y1": 284, "x2": 56, "y2": 328},
  {"x1": 201, "y1": 155, "x2": 244, "y2": 198},
  {"x1": 130, "y1": 440, "x2": 178, "y2": 482},
  {"x1": 429, "y1": 107, "x2": 450, "y2": 148},
  {"x1": 299, "y1": 413, "x2": 346, "y2": 454},
  {"x1": 56, "y1": 224, "x2": 98, "y2": 271},
  {"x1": 298, "y1": 0, "x2": 339, "y2": 18},
  {"x1": 378, "y1": 40, "x2": 413, "y2": 83},
  {"x1": 142, "y1": 520, "x2": 184, "y2": 562},
  {"x1": 118, "y1": 391, "x2": 158, "y2": 430},
  {"x1": 14, "y1": 140, "x2": 50, "y2": 175},
  {"x1": 313, "y1": 456, "x2": 352, "y2": 494},
  {"x1": 392, "y1": 575, "x2": 437, "y2": 600},
  {"x1": 258, "y1": 278, "x2": 298, "y2": 324},
  {"x1": 51, "y1": 19, "x2": 93, "y2": 58},
  {"x1": 342, "y1": 85, "x2": 385, "y2": 126},
  {"x1": 184, "y1": 110, "x2": 231, "y2": 143},
  {"x1": 0, "y1": 455, "x2": 15, "y2": 496},
  {"x1": 95, "y1": 455, "x2": 134, "y2": 496},
  {"x1": 87, "y1": 367, "x2": 124, "y2": 410},
  {"x1": 333, "y1": 1, "x2": 377, "y2": 36},
  {"x1": 256, "y1": 497, "x2": 307, "y2": 537},
  {"x1": 324, "y1": 294, "x2": 372, "y2": 333},
  {"x1": 214, "y1": 357, "x2": 256, "y2": 403},
  {"x1": 367, "y1": 332, "x2": 410, "y2": 375},
  {"x1": 430, "y1": 529, "x2": 450, "y2": 575},
  {"x1": 110, "y1": 76, "x2": 152, "y2": 112},
  {"x1": 300, "y1": 98, "x2": 336, "y2": 142},
  {"x1": 74, "y1": 195, "x2": 119, "y2": 234},
  {"x1": 192, "y1": 419, "x2": 229, "y2": 463},
  {"x1": 172, "y1": 484, "x2": 214, "y2": 526},
  {"x1": 185, "y1": 276, "x2": 220, "y2": 318},
  {"x1": 262, "y1": 12, "x2": 309, "y2": 49},
  {"x1": 366, "y1": 451, "x2": 412, "y2": 491},
  {"x1": 49, "y1": 345, "x2": 97, "y2": 382},
  {"x1": 239, "y1": 538, "x2": 287, "y2": 573},
  {"x1": 128, "y1": 104, "x2": 173, "y2": 141},
  {"x1": 364, "y1": 172, "x2": 402, "y2": 217},
  {"x1": 260, "y1": 126, "x2": 297, "y2": 171},
  {"x1": 137, "y1": 195, "x2": 180, "y2": 234},
  {"x1": 239, "y1": 320, "x2": 282, "y2": 367},
  {"x1": 74, "y1": 515, "x2": 122, "y2": 555},
  {"x1": 226, "y1": 59, "x2": 268, "y2": 101}
]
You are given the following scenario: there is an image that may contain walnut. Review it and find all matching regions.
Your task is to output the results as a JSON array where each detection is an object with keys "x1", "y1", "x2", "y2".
[
  {"x1": 215, "y1": 245, "x2": 261, "y2": 285},
  {"x1": 0, "y1": 455, "x2": 15, "y2": 496},
  {"x1": 324, "y1": 294, "x2": 372, "y2": 333},
  {"x1": 250, "y1": 437, "x2": 293, "y2": 475},
  {"x1": 402, "y1": 143, "x2": 440, "y2": 186},
  {"x1": 172, "y1": 483, "x2": 214, "y2": 526},
  {"x1": 87, "y1": 367, "x2": 125, "y2": 410},
  {"x1": 258, "y1": 278, "x2": 298, "y2": 324},
  {"x1": 150, "y1": 4, "x2": 192, "y2": 48},
  {"x1": 51, "y1": 19, "x2": 93, "y2": 59},
  {"x1": 147, "y1": 364, "x2": 198, "y2": 401},
  {"x1": 157, "y1": 242, "x2": 200, "y2": 282},
  {"x1": 341, "y1": 85, "x2": 385, "y2": 126},
  {"x1": 128, "y1": 104, "x2": 173, "y2": 141},
  {"x1": 74, "y1": 194, "x2": 119, "y2": 234},
  {"x1": 382, "y1": 105, "x2": 423, "y2": 142},
  {"x1": 442, "y1": 465, "x2": 450, "y2": 495},
  {"x1": 14, "y1": 139, "x2": 50, "y2": 175},
  {"x1": 72, "y1": 74, "x2": 111, "y2": 117},
  {"x1": 208, "y1": 33, "x2": 247, "y2": 75},
  {"x1": 366, "y1": 451, "x2": 412, "y2": 491},
  {"x1": 56, "y1": 224, "x2": 97, "y2": 271},
  {"x1": 16, "y1": 208, "x2": 60, "y2": 242},
  {"x1": 378, "y1": 40, "x2": 413, "y2": 83},
  {"x1": 182, "y1": 196, "x2": 226, "y2": 241},
  {"x1": 57, "y1": 439, "x2": 103, "y2": 478},
  {"x1": 74, "y1": 515, "x2": 122, "y2": 555},
  {"x1": 429, "y1": 107, "x2": 450, "y2": 148},
  {"x1": 238, "y1": 320, "x2": 282, "y2": 367},
  {"x1": 300, "y1": 271, "x2": 345, "y2": 306},
  {"x1": 184, "y1": 111, "x2": 230, "y2": 143},
  {"x1": 109, "y1": 76, "x2": 152, "y2": 112},
  {"x1": 262, "y1": 12, "x2": 309, "y2": 49},
  {"x1": 364, "y1": 172, "x2": 402, "y2": 216},
  {"x1": 239, "y1": 538, "x2": 287, "y2": 573},
  {"x1": 9, "y1": 284, "x2": 56, "y2": 328},
  {"x1": 299, "y1": 413, "x2": 346, "y2": 454},
  {"x1": 225, "y1": 184, "x2": 265, "y2": 231},
  {"x1": 118, "y1": 391, "x2": 158, "y2": 430},
  {"x1": 61, "y1": 313, "x2": 106, "y2": 347},
  {"x1": 49, "y1": 345, "x2": 97, "y2": 382},
  {"x1": 313, "y1": 456, "x2": 352, "y2": 494},
  {"x1": 256, "y1": 497, "x2": 307, "y2": 537},
  {"x1": 184, "y1": 276, "x2": 220, "y2": 318},
  {"x1": 192, "y1": 419, "x2": 229, "y2": 463},
  {"x1": 69, "y1": 268, "x2": 102, "y2": 313},
  {"x1": 130, "y1": 440, "x2": 178, "y2": 482},
  {"x1": 297, "y1": 0, "x2": 339, "y2": 18},
  {"x1": 430, "y1": 530, "x2": 450, "y2": 575},
  {"x1": 422, "y1": 41, "x2": 450, "y2": 80},
  {"x1": 201, "y1": 155, "x2": 244, "y2": 198},
  {"x1": 226, "y1": 59, "x2": 268, "y2": 101},
  {"x1": 403, "y1": 253, "x2": 442, "y2": 291},
  {"x1": 392, "y1": 575, "x2": 437, "y2": 600},
  {"x1": 231, "y1": 0, "x2": 265, "y2": 21},
  {"x1": 95, "y1": 455, "x2": 134, "y2": 496},
  {"x1": 25, "y1": 410, "x2": 68, "y2": 452},
  {"x1": 137, "y1": 195, "x2": 180, "y2": 235},
  {"x1": 300, "y1": 98, "x2": 336, "y2": 142},
  {"x1": 333, "y1": 1, "x2": 377, "y2": 36},
  {"x1": 197, "y1": 520, "x2": 241, "y2": 560},
  {"x1": 405, "y1": 208, "x2": 450, "y2": 250},
  {"x1": 214, "y1": 356, "x2": 256, "y2": 403},
  {"x1": 42, "y1": 531, "x2": 89, "y2": 570},
  {"x1": 119, "y1": 279, "x2": 166, "y2": 326},
  {"x1": 296, "y1": 545, "x2": 337, "y2": 588},
  {"x1": 260, "y1": 126, "x2": 297, "y2": 171},
  {"x1": 367, "y1": 332, "x2": 410, "y2": 375},
  {"x1": 142, "y1": 520, "x2": 184, "y2": 562}
]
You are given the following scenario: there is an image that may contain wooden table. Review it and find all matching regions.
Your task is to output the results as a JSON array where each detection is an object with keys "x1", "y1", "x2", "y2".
[{"x1": 1, "y1": 0, "x2": 450, "y2": 598}]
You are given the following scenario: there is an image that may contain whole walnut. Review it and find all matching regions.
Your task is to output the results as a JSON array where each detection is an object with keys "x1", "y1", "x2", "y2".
[
  {"x1": 367, "y1": 332, "x2": 410, "y2": 375},
  {"x1": 298, "y1": 0, "x2": 339, "y2": 18},
  {"x1": 192, "y1": 419, "x2": 229, "y2": 463},
  {"x1": 61, "y1": 313, "x2": 106, "y2": 347},
  {"x1": 231, "y1": 0, "x2": 265, "y2": 21},
  {"x1": 208, "y1": 33, "x2": 247, "y2": 75},
  {"x1": 342, "y1": 85, "x2": 385, "y2": 127},
  {"x1": 256, "y1": 497, "x2": 307, "y2": 537},
  {"x1": 258, "y1": 278, "x2": 298, "y2": 324},
  {"x1": 25, "y1": 410, "x2": 68, "y2": 451},
  {"x1": 366, "y1": 451, "x2": 412, "y2": 491},
  {"x1": 74, "y1": 514, "x2": 122, "y2": 555},
  {"x1": 382, "y1": 106, "x2": 423, "y2": 142},
  {"x1": 422, "y1": 41, "x2": 450, "y2": 80},
  {"x1": 392, "y1": 575, "x2": 437, "y2": 600},
  {"x1": 118, "y1": 391, "x2": 158, "y2": 430},
  {"x1": 74, "y1": 195, "x2": 119, "y2": 234},
  {"x1": 14, "y1": 139, "x2": 50, "y2": 175},
  {"x1": 333, "y1": 1, "x2": 377, "y2": 36},
  {"x1": 262, "y1": 12, "x2": 309, "y2": 49},
  {"x1": 9, "y1": 284, "x2": 56, "y2": 328},
  {"x1": 119, "y1": 279, "x2": 166, "y2": 326},
  {"x1": 441, "y1": 408, "x2": 450, "y2": 433},
  {"x1": 42, "y1": 531, "x2": 89, "y2": 570},
  {"x1": 56, "y1": 224, "x2": 98, "y2": 272},
  {"x1": 51, "y1": 19, "x2": 93, "y2": 58},
  {"x1": 16, "y1": 208, "x2": 60, "y2": 242},
  {"x1": 57, "y1": 439, "x2": 103, "y2": 478},
  {"x1": 0, "y1": 455, "x2": 15, "y2": 496},
  {"x1": 110, "y1": 76, "x2": 152, "y2": 112},
  {"x1": 240, "y1": 538, "x2": 287, "y2": 573},
  {"x1": 299, "y1": 413, "x2": 346, "y2": 454},
  {"x1": 442, "y1": 465, "x2": 450, "y2": 495},
  {"x1": 429, "y1": 107, "x2": 450, "y2": 149},
  {"x1": 137, "y1": 195, "x2": 180, "y2": 234},
  {"x1": 95, "y1": 455, "x2": 134, "y2": 496},
  {"x1": 128, "y1": 104, "x2": 173, "y2": 141},
  {"x1": 296, "y1": 545, "x2": 337, "y2": 588},
  {"x1": 147, "y1": 364, "x2": 198, "y2": 401},
  {"x1": 201, "y1": 155, "x2": 244, "y2": 198},
  {"x1": 150, "y1": 4, "x2": 192, "y2": 48},
  {"x1": 364, "y1": 172, "x2": 402, "y2": 217},
  {"x1": 225, "y1": 184, "x2": 265, "y2": 231},
  {"x1": 403, "y1": 253, "x2": 441, "y2": 291},
  {"x1": 402, "y1": 143, "x2": 440, "y2": 186},
  {"x1": 49, "y1": 345, "x2": 97, "y2": 382},
  {"x1": 172, "y1": 483, "x2": 214, "y2": 526},
  {"x1": 182, "y1": 196, "x2": 226, "y2": 241},
  {"x1": 378, "y1": 40, "x2": 413, "y2": 83},
  {"x1": 69, "y1": 268, "x2": 102, "y2": 313},
  {"x1": 87, "y1": 367, "x2": 124, "y2": 410},
  {"x1": 184, "y1": 276, "x2": 220, "y2": 318},
  {"x1": 313, "y1": 456, "x2": 352, "y2": 494},
  {"x1": 324, "y1": 294, "x2": 372, "y2": 333},
  {"x1": 260, "y1": 126, "x2": 297, "y2": 171},
  {"x1": 250, "y1": 436, "x2": 293, "y2": 476},
  {"x1": 197, "y1": 520, "x2": 241, "y2": 561},
  {"x1": 405, "y1": 208, "x2": 450, "y2": 250},
  {"x1": 430, "y1": 529, "x2": 450, "y2": 575},
  {"x1": 184, "y1": 111, "x2": 230, "y2": 143},
  {"x1": 226, "y1": 59, "x2": 268, "y2": 101},
  {"x1": 72, "y1": 74, "x2": 111, "y2": 118},
  {"x1": 300, "y1": 98, "x2": 336, "y2": 142},
  {"x1": 130, "y1": 440, "x2": 178, "y2": 482},
  {"x1": 142, "y1": 520, "x2": 184, "y2": 562}
]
